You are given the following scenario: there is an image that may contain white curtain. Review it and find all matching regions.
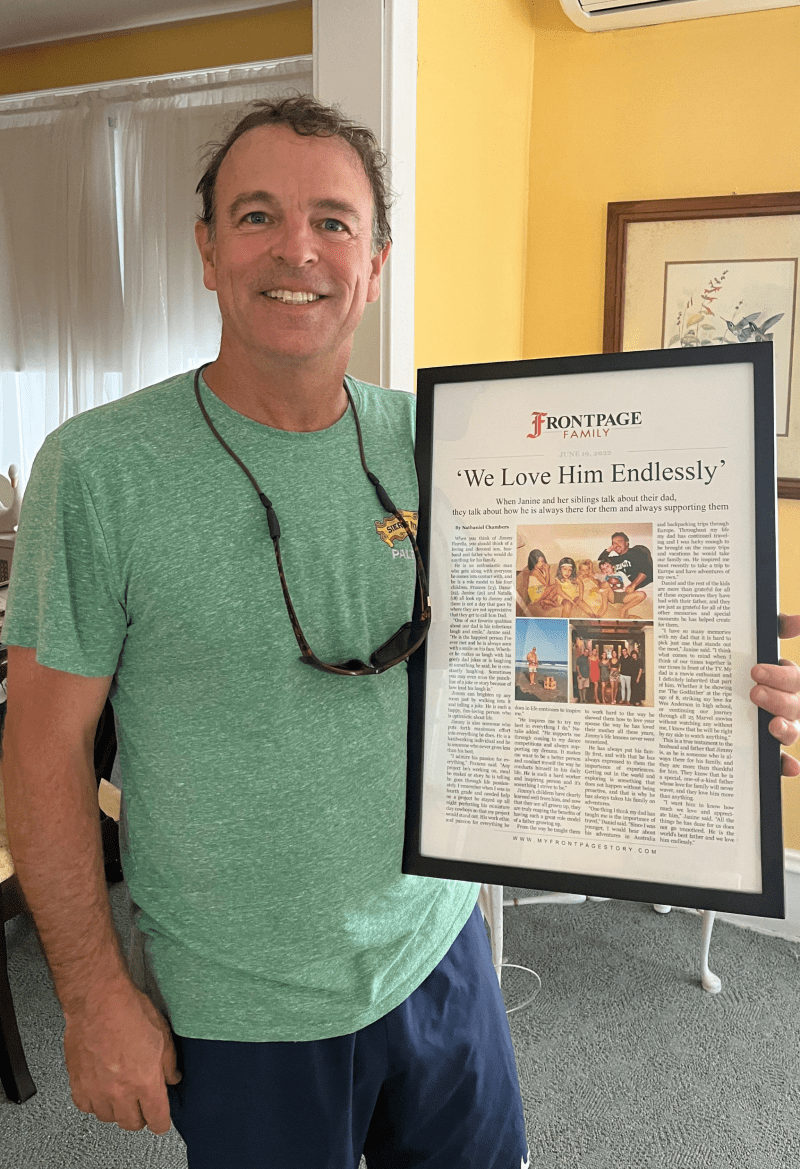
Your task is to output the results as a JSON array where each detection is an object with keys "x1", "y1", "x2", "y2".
[
  {"x1": 0, "y1": 101, "x2": 123, "y2": 489},
  {"x1": 0, "y1": 57, "x2": 312, "y2": 495}
]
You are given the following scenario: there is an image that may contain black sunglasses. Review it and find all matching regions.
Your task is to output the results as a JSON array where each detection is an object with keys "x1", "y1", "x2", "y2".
[{"x1": 194, "y1": 367, "x2": 431, "y2": 676}]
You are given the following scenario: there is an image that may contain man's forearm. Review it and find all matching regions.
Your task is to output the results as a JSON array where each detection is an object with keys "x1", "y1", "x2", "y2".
[{"x1": 2, "y1": 743, "x2": 132, "y2": 1015}]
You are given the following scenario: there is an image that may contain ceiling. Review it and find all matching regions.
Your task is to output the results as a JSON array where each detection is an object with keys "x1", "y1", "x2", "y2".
[{"x1": 0, "y1": 0, "x2": 299, "y2": 52}]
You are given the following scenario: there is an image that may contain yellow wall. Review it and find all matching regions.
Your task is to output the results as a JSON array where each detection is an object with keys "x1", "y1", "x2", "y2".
[
  {"x1": 415, "y1": 0, "x2": 535, "y2": 370},
  {"x1": 523, "y1": 0, "x2": 800, "y2": 848},
  {"x1": 0, "y1": 5, "x2": 311, "y2": 95},
  {"x1": 524, "y1": 1, "x2": 800, "y2": 360}
]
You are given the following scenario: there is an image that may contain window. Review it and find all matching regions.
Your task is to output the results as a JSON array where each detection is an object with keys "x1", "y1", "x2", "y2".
[{"x1": 0, "y1": 57, "x2": 312, "y2": 492}]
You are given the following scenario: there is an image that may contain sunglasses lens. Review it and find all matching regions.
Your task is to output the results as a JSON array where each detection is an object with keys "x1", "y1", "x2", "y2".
[
  {"x1": 371, "y1": 624, "x2": 411, "y2": 665},
  {"x1": 371, "y1": 619, "x2": 429, "y2": 668},
  {"x1": 303, "y1": 655, "x2": 369, "y2": 674}
]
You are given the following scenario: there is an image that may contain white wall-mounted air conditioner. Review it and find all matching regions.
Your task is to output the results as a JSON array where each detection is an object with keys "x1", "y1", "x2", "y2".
[{"x1": 559, "y1": 0, "x2": 799, "y2": 31}]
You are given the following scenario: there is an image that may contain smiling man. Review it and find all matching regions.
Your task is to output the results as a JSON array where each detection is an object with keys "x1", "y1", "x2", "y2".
[
  {"x1": 193, "y1": 116, "x2": 390, "y2": 431},
  {"x1": 2, "y1": 95, "x2": 799, "y2": 1169},
  {"x1": 2, "y1": 96, "x2": 527, "y2": 1169}
]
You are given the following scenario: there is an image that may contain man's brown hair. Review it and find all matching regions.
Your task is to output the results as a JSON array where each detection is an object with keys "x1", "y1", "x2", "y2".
[{"x1": 196, "y1": 93, "x2": 393, "y2": 255}]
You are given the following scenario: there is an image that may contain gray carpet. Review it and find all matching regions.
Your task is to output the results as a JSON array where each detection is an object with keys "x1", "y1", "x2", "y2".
[{"x1": 3, "y1": 881, "x2": 800, "y2": 1168}]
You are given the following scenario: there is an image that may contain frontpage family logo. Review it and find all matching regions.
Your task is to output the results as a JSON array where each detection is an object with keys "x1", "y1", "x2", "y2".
[
  {"x1": 527, "y1": 411, "x2": 548, "y2": 439},
  {"x1": 527, "y1": 410, "x2": 643, "y2": 440}
]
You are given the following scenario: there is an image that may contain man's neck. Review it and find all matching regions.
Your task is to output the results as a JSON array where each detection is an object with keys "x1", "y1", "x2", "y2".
[{"x1": 202, "y1": 348, "x2": 351, "y2": 432}]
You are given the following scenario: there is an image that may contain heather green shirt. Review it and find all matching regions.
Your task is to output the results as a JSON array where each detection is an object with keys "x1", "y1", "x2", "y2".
[{"x1": 2, "y1": 369, "x2": 478, "y2": 1041}]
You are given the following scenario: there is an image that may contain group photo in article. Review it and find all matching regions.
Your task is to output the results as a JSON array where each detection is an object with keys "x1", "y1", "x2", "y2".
[{"x1": 514, "y1": 522, "x2": 655, "y2": 706}]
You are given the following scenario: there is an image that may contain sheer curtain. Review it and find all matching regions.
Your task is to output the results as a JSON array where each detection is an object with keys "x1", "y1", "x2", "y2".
[
  {"x1": 0, "y1": 57, "x2": 312, "y2": 496},
  {"x1": 0, "y1": 100, "x2": 123, "y2": 493}
]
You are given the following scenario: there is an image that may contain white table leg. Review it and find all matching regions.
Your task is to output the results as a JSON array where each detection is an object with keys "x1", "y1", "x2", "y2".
[
  {"x1": 699, "y1": 909, "x2": 721, "y2": 993},
  {"x1": 503, "y1": 893, "x2": 587, "y2": 906}
]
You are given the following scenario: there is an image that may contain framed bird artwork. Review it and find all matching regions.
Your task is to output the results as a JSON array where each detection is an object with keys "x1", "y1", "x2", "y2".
[{"x1": 603, "y1": 192, "x2": 800, "y2": 496}]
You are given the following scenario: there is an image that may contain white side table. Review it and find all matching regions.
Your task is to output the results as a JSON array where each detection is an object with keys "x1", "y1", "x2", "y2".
[{"x1": 478, "y1": 885, "x2": 720, "y2": 993}]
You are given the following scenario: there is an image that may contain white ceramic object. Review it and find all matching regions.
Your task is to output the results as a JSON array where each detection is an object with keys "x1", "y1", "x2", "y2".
[{"x1": 0, "y1": 467, "x2": 21, "y2": 534}]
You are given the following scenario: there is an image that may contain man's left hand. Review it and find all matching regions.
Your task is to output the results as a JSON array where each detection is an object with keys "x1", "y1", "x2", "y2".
[{"x1": 750, "y1": 614, "x2": 800, "y2": 777}]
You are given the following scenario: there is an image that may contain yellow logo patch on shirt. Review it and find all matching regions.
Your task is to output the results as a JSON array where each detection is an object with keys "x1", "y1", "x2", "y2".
[{"x1": 375, "y1": 510, "x2": 418, "y2": 548}]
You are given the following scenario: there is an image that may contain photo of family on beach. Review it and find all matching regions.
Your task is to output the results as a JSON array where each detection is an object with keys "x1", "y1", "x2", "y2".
[
  {"x1": 514, "y1": 618, "x2": 569, "y2": 703},
  {"x1": 514, "y1": 616, "x2": 654, "y2": 707},
  {"x1": 515, "y1": 523, "x2": 654, "y2": 622}
]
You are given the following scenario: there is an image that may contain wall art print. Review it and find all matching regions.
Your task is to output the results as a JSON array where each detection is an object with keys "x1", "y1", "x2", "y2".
[{"x1": 604, "y1": 193, "x2": 800, "y2": 496}]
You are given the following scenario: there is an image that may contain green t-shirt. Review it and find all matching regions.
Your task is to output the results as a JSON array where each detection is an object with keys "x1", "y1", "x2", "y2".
[{"x1": 3, "y1": 369, "x2": 478, "y2": 1041}]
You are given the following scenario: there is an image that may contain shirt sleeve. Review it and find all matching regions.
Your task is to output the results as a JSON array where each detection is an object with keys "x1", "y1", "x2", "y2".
[
  {"x1": 630, "y1": 546, "x2": 653, "y2": 584},
  {"x1": 2, "y1": 433, "x2": 127, "y2": 677}
]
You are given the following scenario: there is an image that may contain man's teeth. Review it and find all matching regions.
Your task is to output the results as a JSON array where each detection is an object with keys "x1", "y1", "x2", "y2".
[{"x1": 264, "y1": 290, "x2": 322, "y2": 303}]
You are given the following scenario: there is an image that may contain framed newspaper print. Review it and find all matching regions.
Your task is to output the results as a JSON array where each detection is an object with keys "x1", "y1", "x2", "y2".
[
  {"x1": 403, "y1": 344, "x2": 785, "y2": 919},
  {"x1": 602, "y1": 191, "x2": 800, "y2": 497}
]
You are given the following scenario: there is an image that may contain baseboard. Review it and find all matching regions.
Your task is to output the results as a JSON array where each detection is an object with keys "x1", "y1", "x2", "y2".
[{"x1": 669, "y1": 849, "x2": 800, "y2": 943}]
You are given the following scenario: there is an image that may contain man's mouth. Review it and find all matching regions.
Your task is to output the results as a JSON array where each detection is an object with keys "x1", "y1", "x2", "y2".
[{"x1": 261, "y1": 289, "x2": 324, "y2": 304}]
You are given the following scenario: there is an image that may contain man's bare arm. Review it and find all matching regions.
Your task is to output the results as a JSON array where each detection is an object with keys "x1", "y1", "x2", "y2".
[
  {"x1": 1, "y1": 647, "x2": 131, "y2": 1011},
  {"x1": 2, "y1": 647, "x2": 180, "y2": 1136}
]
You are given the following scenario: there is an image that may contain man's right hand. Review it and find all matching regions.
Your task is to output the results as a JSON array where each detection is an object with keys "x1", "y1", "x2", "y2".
[{"x1": 63, "y1": 980, "x2": 182, "y2": 1135}]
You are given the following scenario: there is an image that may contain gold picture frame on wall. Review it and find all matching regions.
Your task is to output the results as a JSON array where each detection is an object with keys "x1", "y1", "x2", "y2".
[{"x1": 603, "y1": 192, "x2": 800, "y2": 498}]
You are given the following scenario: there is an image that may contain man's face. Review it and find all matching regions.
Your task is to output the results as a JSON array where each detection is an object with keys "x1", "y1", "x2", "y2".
[
  {"x1": 195, "y1": 124, "x2": 390, "y2": 367},
  {"x1": 611, "y1": 536, "x2": 629, "y2": 556}
]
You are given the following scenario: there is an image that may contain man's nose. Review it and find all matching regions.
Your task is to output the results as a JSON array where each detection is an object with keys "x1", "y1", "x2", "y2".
[{"x1": 268, "y1": 216, "x2": 317, "y2": 266}]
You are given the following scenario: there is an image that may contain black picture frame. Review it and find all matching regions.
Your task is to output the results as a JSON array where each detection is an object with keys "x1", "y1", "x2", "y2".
[{"x1": 403, "y1": 344, "x2": 784, "y2": 919}]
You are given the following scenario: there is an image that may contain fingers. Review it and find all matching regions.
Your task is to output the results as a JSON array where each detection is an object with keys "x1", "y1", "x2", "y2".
[
  {"x1": 778, "y1": 613, "x2": 800, "y2": 641},
  {"x1": 750, "y1": 687, "x2": 800, "y2": 729},
  {"x1": 781, "y1": 750, "x2": 800, "y2": 778},
  {"x1": 751, "y1": 657, "x2": 800, "y2": 701},
  {"x1": 764, "y1": 712, "x2": 800, "y2": 747}
]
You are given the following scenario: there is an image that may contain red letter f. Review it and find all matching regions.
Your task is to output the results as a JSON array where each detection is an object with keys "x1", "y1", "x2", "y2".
[{"x1": 527, "y1": 411, "x2": 547, "y2": 439}]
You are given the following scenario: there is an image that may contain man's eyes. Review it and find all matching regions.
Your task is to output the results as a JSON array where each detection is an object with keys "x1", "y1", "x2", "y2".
[{"x1": 240, "y1": 212, "x2": 348, "y2": 232}]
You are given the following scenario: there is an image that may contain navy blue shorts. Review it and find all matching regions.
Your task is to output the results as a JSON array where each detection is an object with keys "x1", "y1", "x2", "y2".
[{"x1": 166, "y1": 903, "x2": 529, "y2": 1168}]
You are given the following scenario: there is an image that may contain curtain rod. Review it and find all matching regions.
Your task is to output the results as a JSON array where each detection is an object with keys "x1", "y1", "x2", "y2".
[{"x1": 0, "y1": 55, "x2": 312, "y2": 108}]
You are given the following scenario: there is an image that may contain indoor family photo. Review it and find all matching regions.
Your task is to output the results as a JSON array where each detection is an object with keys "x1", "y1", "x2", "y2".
[{"x1": 515, "y1": 522, "x2": 654, "y2": 622}]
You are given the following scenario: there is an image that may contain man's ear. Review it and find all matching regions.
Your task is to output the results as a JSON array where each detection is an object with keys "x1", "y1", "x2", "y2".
[
  {"x1": 195, "y1": 220, "x2": 218, "y2": 292},
  {"x1": 366, "y1": 241, "x2": 391, "y2": 304}
]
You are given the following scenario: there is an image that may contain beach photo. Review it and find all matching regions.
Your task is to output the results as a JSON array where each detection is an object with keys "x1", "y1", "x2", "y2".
[{"x1": 515, "y1": 618, "x2": 569, "y2": 703}]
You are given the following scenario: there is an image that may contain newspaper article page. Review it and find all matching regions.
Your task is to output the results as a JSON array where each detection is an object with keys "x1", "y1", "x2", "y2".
[{"x1": 420, "y1": 361, "x2": 763, "y2": 893}]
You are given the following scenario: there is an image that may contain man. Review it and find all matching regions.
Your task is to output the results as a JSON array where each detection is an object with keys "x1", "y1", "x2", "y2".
[
  {"x1": 1, "y1": 95, "x2": 799, "y2": 1168},
  {"x1": 619, "y1": 645, "x2": 636, "y2": 705},
  {"x1": 576, "y1": 643, "x2": 591, "y2": 702},
  {"x1": 527, "y1": 644, "x2": 539, "y2": 687},
  {"x1": 598, "y1": 531, "x2": 653, "y2": 616},
  {"x1": 631, "y1": 647, "x2": 645, "y2": 706},
  {"x1": 1, "y1": 95, "x2": 526, "y2": 1169}
]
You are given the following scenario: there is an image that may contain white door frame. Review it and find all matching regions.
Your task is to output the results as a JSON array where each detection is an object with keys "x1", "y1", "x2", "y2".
[{"x1": 313, "y1": 0, "x2": 417, "y2": 392}]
